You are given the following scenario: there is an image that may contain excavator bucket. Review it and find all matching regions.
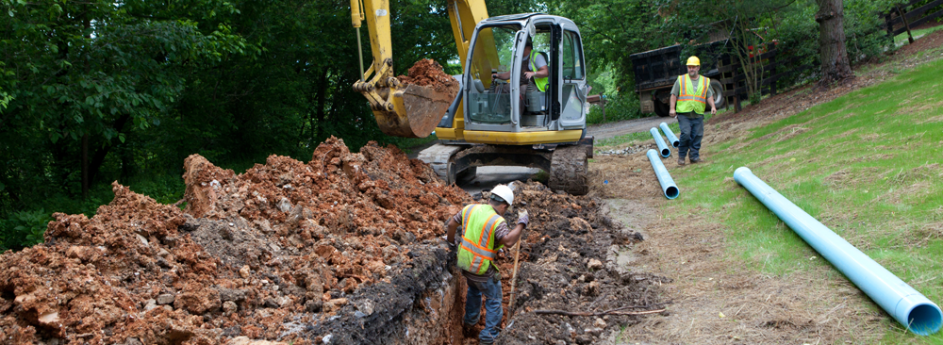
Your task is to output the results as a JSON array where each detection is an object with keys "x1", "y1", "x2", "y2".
[
  {"x1": 373, "y1": 59, "x2": 460, "y2": 138},
  {"x1": 376, "y1": 84, "x2": 455, "y2": 138}
]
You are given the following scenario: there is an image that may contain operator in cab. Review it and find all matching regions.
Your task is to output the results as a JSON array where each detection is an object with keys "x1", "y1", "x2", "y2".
[
  {"x1": 445, "y1": 184, "x2": 528, "y2": 345},
  {"x1": 492, "y1": 39, "x2": 549, "y2": 114}
]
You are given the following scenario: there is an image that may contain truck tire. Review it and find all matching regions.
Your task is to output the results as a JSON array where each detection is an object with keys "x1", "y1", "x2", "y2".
[
  {"x1": 709, "y1": 79, "x2": 725, "y2": 109},
  {"x1": 653, "y1": 99, "x2": 670, "y2": 117}
]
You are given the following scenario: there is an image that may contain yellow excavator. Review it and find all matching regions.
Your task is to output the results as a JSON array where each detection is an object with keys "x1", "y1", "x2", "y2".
[{"x1": 350, "y1": 0, "x2": 592, "y2": 194}]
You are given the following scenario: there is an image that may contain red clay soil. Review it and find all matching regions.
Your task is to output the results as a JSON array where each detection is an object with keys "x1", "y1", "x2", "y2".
[
  {"x1": 398, "y1": 59, "x2": 459, "y2": 95},
  {"x1": 0, "y1": 137, "x2": 469, "y2": 345}
]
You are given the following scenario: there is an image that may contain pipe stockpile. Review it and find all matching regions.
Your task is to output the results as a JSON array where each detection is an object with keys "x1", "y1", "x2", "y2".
[
  {"x1": 646, "y1": 149, "x2": 679, "y2": 199},
  {"x1": 733, "y1": 167, "x2": 942, "y2": 336},
  {"x1": 649, "y1": 128, "x2": 671, "y2": 158},
  {"x1": 659, "y1": 122, "x2": 680, "y2": 148}
]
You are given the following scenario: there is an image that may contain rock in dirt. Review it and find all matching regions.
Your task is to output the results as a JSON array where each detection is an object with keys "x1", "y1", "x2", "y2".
[{"x1": 156, "y1": 294, "x2": 175, "y2": 305}]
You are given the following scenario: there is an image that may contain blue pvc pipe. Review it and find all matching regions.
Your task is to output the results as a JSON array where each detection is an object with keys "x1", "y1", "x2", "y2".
[
  {"x1": 649, "y1": 128, "x2": 671, "y2": 158},
  {"x1": 734, "y1": 167, "x2": 942, "y2": 336},
  {"x1": 646, "y1": 149, "x2": 679, "y2": 199},
  {"x1": 659, "y1": 122, "x2": 680, "y2": 148}
]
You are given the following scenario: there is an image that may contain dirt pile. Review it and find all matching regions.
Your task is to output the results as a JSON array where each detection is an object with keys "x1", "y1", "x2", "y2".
[
  {"x1": 479, "y1": 182, "x2": 666, "y2": 345},
  {"x1": 398, "y1": 59, "x2": 459, "y2": 99},
  {"x1": 0, "y1": 137, "x2": 469, "y2": 345}
]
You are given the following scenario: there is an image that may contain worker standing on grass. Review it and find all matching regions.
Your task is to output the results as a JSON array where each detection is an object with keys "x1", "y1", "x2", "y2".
[
  {"x1": 669, "y1": 56, "x2": 717, "y2": 166},
  {"x1": 445, "y1": 184, "x2": 528, "y2": 345}
]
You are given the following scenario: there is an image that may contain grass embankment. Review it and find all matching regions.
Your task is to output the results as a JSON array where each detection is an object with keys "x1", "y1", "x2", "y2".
[{"x1": 666, "y1": 58, "x2": 943, "y2": 342}]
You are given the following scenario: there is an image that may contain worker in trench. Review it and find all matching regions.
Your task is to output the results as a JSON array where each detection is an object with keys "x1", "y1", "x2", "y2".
[
  {"x1": 669, "y1": 56, "x2": 717, "y2": 166},
  {"x1": 445, "y1": 184, "x2": 528, "y2": 345}
]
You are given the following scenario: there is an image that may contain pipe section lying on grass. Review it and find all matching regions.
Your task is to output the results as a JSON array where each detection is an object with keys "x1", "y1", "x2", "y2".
[
  {"x1": 646, "y1": 149, "x2": 679, "y2": 199},
  {"x1": 733, "y1": 167, "x2": 942, "y2": 336},
  {"x1": 649, "y1": 128, "x2": 671, "y2": 158},
  {"x1": 659, "y1": 122, "x2": 680, "y2": 148}
]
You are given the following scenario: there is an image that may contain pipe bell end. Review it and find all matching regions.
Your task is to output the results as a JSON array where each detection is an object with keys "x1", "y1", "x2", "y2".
[{"x1": 733, "y1": 167, "x2": 753, "y2": 181}]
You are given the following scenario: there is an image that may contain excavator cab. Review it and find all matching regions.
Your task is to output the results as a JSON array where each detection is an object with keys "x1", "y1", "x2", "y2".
[
  {"x1": 456, "y1": 14, "x2": 589, "y2": 138},
  {"x1": 420, "y1": 14, "x2": 592, "y2": 195}
]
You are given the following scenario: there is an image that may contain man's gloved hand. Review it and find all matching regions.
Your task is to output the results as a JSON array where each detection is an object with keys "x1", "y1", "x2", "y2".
[
  {"x1": 517, "y1": 209, "x2": 529, "y2": 228},
  {"x1": 440, "y1": 235, "x2": 457, "y2": 249}
]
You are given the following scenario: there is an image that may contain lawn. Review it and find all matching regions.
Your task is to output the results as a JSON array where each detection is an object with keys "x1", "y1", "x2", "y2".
[{"x1": 666, "y1": 58, "x2": 943, "y2": 342}]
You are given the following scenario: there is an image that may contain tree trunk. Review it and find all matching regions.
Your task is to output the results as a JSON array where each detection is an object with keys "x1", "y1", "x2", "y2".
[
  {"x1": 311, "y1": 66, "x2": 330, "y2": 140},
  {"x1": 82, "y1": 134, "x2": 89, "y2": 199},
  {"x1": 815, "y1": 0, "x2": 854, "y2": 85},
  {"x1": 81, "y1": 5, "x2": 92, "y2": 199},
  {"x1": 88, "y1": 114, "x2": 132, "y2": 184}
]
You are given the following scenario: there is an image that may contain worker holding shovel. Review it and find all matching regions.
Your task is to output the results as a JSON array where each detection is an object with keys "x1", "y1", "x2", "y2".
[{"x1": 445, "y1": 184, "x2": 528, "y2": 345}]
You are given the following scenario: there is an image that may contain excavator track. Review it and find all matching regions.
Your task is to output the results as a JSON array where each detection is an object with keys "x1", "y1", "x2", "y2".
[
  {"x1": 419, "y1": 142, "x2": 591, "y2": 196},
  {"x1": 548, "y1": 145, "x2": 589, "y2": 195}
]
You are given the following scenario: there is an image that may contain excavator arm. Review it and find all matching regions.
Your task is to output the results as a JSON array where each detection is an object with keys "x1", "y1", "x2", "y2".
[{"x1": 349, "y1": 0, "x2": 488, "y2": 138}]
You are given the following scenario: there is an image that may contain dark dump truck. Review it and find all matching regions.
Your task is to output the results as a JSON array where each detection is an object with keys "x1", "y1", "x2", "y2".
[{"x1": 630, "y1": 43, "x2": 727, "y2": 117}]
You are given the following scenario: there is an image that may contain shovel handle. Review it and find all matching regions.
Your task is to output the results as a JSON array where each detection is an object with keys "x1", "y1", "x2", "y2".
[{"x1": 507, "y1": 234, "x2": 523, "y2": 319}]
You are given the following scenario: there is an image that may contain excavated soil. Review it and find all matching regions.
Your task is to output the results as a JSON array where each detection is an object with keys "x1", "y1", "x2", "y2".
[
  {"x1": 0, "y1": 137, "x2": 470, "y2": 345},
  {"x1": 398, "y1": 59, "x2": 459, "y2": 98},
  {"x1": 0, "y1": 136, "x2": 665, "y2": 345},
  {"x1": 483, "y1": 182, "x2": 666, "y2": 345}
]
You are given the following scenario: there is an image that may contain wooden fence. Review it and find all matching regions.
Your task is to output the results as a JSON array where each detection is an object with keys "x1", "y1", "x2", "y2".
[
  {"x1": 718, "y1": 48, "x2": 816, "y2": 112},
  {"x1": 880, "y1": 0, "x2": 943, "y2": 43}
]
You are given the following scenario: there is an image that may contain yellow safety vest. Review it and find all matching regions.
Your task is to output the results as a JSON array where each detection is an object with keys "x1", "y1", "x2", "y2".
[
  {"x1": 676, "y1": 74, "x2": 709, "y2": 114},
  {"x1": 530, "y1": 50, "x2": 549, "y2": 92},
  {"x1": 457, "y1": 204, "x2": 506, "y2": 275}
]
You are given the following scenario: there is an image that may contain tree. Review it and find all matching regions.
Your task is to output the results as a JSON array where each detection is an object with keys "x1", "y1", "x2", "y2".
[
  {"x1": 0, "y1": 0, "x2": 251, "y2": 202},
  {"x1": 815, "y1": 0, "x2": 854, "y2": 84},
  {"x1": 553, "y1": 0, "x2": 666, "y2": 91}
]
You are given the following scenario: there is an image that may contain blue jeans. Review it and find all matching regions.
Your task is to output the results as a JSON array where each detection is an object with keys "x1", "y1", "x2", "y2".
[
  {"x1": 677, "y1": 113, "x2": 704, "y2": 160},
  {"x1": 464, "y1": 277, "x2": 503, "y2": 343}
]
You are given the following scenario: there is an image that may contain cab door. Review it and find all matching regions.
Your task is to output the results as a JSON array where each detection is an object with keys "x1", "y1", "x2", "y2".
[{"x1": 557, "y1": 27, "x2": 587, "y2": 129}]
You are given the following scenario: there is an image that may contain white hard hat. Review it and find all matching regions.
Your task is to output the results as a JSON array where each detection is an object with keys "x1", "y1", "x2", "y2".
[{"x1": 489, "y1": 184, "x2": 514, "y2": 206}]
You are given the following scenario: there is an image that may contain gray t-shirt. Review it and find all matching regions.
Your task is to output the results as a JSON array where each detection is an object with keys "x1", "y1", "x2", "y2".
[
  {"x1": 670, "y1": 75, "x2": 714, "y2": 98},
  {"x1": 523, "y1": 52, "x2": 547, "y2": 72}
]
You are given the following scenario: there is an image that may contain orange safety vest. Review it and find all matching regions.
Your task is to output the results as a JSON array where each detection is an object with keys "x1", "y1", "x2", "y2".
[
  {"x1": 457, "y1": 204, "x2": 506, "y2": 275},
  {"x1": 676, "y1": 74, "x2": 710, "y2": 114}
]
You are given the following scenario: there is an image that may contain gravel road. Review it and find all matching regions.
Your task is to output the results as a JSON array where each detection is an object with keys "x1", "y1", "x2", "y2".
[{"x1": 587, "y1": 115, "x2": 675, "y2": 140}]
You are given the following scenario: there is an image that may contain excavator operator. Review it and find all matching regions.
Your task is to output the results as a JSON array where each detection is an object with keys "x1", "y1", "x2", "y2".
[{"x1": 492, "y1": 39, "x2": 549, "y2": 114}]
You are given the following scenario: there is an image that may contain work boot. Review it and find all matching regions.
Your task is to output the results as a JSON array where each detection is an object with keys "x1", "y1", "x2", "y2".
[
  {"x1": 690, "y1": 157, "x2": 701, "y2": 164},
  {"x1": 677, "y1": 157, "x2": 686, "y2": 166},
  {"x1": 462, "y1": 323, "x2": 477, "y2": 339}
]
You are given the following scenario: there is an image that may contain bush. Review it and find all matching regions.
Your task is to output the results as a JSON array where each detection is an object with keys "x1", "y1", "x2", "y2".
[
  {"x1": 587, "y1": 94, "x2": 642, "y2": 125},
  {"x1": 0, "y1": 209, "x2": 51, "y2": 251}
]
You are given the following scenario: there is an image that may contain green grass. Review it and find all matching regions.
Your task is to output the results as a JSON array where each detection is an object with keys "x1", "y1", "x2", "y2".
[
  {"x1": 667, "y1": 58, "x2": 943, "y2": 343},
  {"x1": 896, "y1": 24, "x2": 943, "y2": 45}
]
